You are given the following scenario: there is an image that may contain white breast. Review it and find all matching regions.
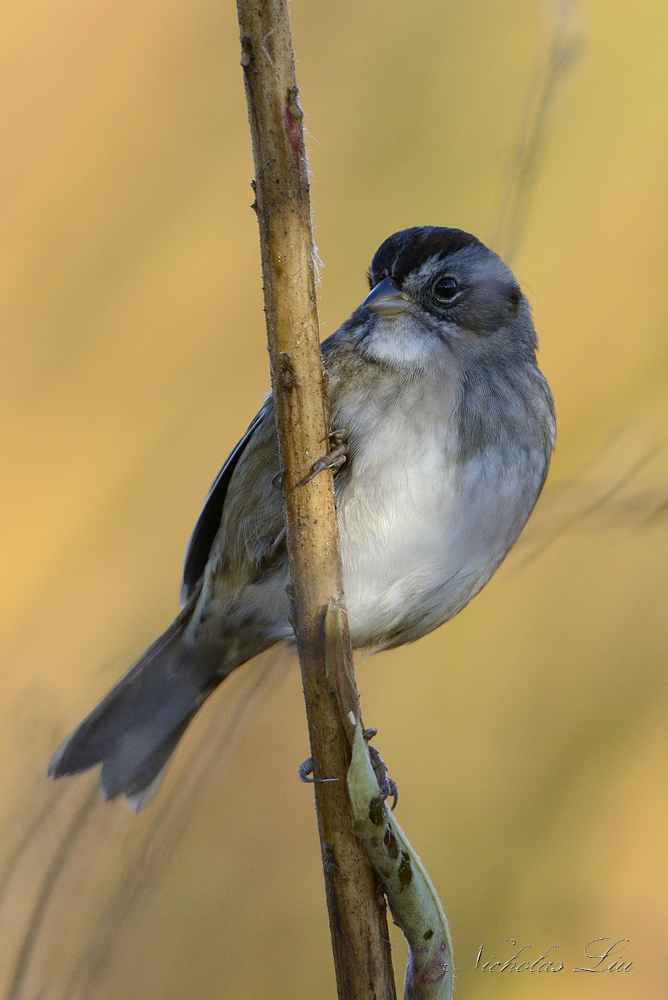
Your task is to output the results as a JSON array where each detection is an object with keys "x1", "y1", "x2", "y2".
[{"x1": 336, "y1": 396, "x2": 543, "y2": 648}]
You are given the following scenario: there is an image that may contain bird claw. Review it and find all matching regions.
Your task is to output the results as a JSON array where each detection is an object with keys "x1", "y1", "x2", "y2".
[
  {"x1": 295, "y1": 429, "x2": 348, "y2": 489},
  {"x1": 298, "y1": 726, "x2": 397, "y2": 811},
  {"x1": 298, "y1": 756, "x2": 338, "y2": 784},
  {"x1": 259, "y1": 526, "x2": 286, "y2": 571},
  {"x1": 272, "y1": 467, "x2": 287, "y2": 490}
]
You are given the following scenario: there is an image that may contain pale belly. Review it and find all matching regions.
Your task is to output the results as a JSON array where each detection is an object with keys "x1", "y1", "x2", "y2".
[{"x1": 337, "y1": 434, "x2": 543, "y2": 649}]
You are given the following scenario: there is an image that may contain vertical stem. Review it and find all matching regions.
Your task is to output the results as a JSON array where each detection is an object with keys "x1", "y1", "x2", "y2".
[{"x1": 235, "y1": 2, "x2": 396, "y2": 997}]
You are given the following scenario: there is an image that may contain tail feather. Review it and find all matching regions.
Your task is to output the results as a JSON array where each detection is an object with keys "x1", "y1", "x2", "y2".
[
  {"x1": 49, "y1": 594, "x2": 222, "y2": 806},
  {"x1": 98, "y1": 702, "x2": 199, "y2": 801},
  {"x1": 125, "y1": 764, "x2": 170, "y2": 812}
]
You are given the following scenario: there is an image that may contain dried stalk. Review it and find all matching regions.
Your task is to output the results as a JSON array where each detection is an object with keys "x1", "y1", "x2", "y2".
[
  {"x1": 347, "y1": 723, "x2": 453, "y2": 1000},
  {"x1": 326, "y1": 604, "x2": 454, "y2": 1000},
  {"x1": 235, "y1": 1, "x2": 396, "y2": 997}
]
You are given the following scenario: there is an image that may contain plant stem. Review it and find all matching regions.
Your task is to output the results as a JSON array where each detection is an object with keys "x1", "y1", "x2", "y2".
[{"x1": 235, "y1": 2, "x2": 397, "y2": 997}]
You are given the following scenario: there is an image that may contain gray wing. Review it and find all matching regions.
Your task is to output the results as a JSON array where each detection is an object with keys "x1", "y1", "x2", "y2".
[{"x1": 180, "y1": 407, "x2": 268, "y2": 604}]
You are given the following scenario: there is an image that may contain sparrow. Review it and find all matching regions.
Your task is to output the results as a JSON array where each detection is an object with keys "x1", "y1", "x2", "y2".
[{"x1": 49, "y1": 226, "x2": 555, "y2": 809}]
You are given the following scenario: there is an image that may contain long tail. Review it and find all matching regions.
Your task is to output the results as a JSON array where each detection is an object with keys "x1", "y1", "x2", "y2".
[{"x1": 49, "y1": 598, "x2": 223, "y2": 809}]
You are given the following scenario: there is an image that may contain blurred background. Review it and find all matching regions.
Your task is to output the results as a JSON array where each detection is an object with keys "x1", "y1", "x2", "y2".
[{"x1": 1, "y1": 1, "x2": 667, "y2": 997}]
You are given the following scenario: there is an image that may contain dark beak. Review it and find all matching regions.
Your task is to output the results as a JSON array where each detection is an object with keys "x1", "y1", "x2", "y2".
[{"x1": 362, "y1": 276, "x2": 413, "y2": 316}]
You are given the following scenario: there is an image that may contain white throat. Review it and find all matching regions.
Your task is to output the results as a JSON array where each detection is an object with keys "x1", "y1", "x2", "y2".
[{"x1": 364, "y1": 313, "x2": 447, "y2": 369}]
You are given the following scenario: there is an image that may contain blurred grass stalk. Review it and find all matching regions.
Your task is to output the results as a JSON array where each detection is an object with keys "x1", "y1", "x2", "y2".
[
  {"x1": 235, "y1": 0, "x2": 396, "y2": 996},
  {"x1": 492, "y1": 0, "x2": 585, "y2": 263}
]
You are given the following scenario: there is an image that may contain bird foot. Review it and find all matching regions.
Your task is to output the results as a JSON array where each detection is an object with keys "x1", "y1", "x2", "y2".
[
  {"x1": 298, "y1": 726, "x2": 397, "y2": 810},
  {"x1": 295, "y1": 429, "x2": 348, "y2": 489},
  {"x1": 364, "y1": 728, "x2": 398, "y2": 811},
  {"x1": 298, "y1": 757, "x2": 338, "y2": 784}
]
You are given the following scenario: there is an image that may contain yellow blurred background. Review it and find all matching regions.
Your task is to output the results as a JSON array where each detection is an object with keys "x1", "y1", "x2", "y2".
[{"x1": 1, "y1": 1, "x2": 667, "y2": 997}]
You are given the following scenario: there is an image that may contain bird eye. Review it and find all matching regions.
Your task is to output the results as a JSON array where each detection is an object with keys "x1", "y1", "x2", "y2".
[{"x1": 432, "y1": 276, "x2": 460, "y2": 303}]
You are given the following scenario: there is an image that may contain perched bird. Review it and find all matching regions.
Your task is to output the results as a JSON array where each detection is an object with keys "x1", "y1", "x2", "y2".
[{"x1": 49, "y1": 226, "x2": 555, "y2": 809}]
